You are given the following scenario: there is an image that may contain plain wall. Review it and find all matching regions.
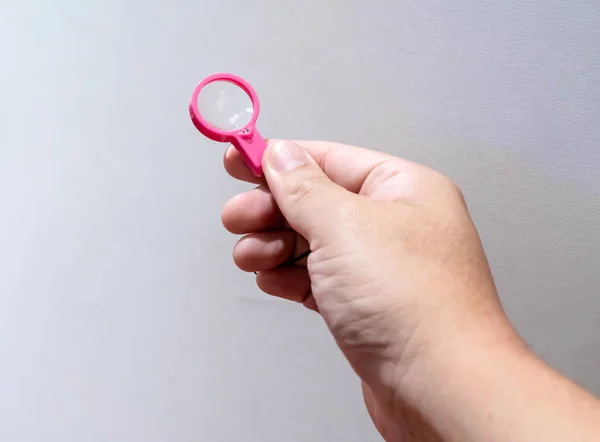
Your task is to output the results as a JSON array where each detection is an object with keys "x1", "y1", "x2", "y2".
[{"x1": 1, "y1": 1, "x2": 599, "y2": 441}]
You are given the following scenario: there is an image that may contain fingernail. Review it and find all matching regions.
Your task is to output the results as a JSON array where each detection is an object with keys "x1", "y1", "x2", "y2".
[{"x1": 268, "y1": 140, "x2": 309, "y2": 173}]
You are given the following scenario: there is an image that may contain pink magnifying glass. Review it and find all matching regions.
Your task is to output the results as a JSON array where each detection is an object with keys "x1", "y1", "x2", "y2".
[{"x1": 189, "y1": 73, "x2": 266, "y2": 177}]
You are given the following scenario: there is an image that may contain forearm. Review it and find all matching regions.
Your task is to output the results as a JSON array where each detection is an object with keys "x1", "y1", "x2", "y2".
[{"x1": 396, "y1": 324, "x2": 600, "y2": 441}]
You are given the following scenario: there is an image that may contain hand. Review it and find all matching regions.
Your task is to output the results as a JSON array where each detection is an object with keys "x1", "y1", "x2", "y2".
[
  {"x1": 221, "y1": 140, "x2": 515, "y2": 439},
  {"x1": 221, "y1": 140, "x2": 600, "y2": 441}
]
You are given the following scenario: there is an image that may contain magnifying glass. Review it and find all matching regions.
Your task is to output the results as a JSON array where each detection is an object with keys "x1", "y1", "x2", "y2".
[{"x1": 189, "y1": 73, "x2": 266, "y2": 177}]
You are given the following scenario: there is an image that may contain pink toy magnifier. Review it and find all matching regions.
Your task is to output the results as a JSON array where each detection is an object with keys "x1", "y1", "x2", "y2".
[{"x1": 189, "y1": 73, "x2": 266, "y2": 177}]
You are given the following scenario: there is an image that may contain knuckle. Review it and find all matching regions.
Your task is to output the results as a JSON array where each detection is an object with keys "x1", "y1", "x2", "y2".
[
  {"x1": 447, "y1": 177, "x2": 463, "y2": 196},
  {"x1": 442, "y1": 176, "x2": 467, "y2": 206},
  {"x1": 284, "y1": 175, "x2": 324, "y2": 208},
  {"x1": 435, "y1": 172, "x2": 463, "y2": 197}
]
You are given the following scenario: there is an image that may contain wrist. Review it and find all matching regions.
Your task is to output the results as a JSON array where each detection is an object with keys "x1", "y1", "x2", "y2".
[{"x1": 387, "y1": 312, "x2": 528, "y2": 438}]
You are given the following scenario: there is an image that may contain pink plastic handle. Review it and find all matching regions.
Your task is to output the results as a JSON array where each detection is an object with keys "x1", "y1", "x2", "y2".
[{"x1": 189, "y1": 73, "x2": 266, "y2": 177}]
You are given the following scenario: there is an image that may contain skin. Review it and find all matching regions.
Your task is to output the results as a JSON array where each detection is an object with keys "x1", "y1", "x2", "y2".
[{"x1": 221, "y1": 139, "x2": 600, "y2": 441}]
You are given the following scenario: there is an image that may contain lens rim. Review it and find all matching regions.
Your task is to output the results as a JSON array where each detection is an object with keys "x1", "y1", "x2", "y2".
[{"x1": 189, "y1": 73, "x2": 260, "y2": 142}]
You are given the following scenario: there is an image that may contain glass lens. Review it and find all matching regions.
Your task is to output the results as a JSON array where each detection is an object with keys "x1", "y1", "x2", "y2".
[{"x1": 197, "y1": 80, "x2": 254, "y2": 131}]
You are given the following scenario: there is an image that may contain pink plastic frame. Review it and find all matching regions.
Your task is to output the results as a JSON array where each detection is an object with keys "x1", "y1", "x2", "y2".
[{"x1": 189, "y1": 73, "x2": 266, "y2": 177}]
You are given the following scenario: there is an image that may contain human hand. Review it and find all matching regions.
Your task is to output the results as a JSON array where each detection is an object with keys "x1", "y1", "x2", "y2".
[{"x1": 221, "y1": 140, "x2": 521, "y2": 439}]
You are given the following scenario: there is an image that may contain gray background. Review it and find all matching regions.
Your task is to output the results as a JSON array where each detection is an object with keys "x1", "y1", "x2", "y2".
[{"x1": 1, "y1": 1, "x2": 599, "y2": 441}]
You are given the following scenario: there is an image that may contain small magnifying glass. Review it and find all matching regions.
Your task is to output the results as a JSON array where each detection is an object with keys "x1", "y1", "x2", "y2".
[{"x1": 189, "y1": 73, "x2": 266, "y2": 177}]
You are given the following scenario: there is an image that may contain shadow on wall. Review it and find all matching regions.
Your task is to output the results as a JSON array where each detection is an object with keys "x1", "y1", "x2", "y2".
[{"x1": 404, "y1": 135, "x2": 600, "y2": 395}]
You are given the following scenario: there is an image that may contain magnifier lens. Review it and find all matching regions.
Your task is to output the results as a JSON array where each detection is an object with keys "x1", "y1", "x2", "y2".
[{"x1": 197, "y1": 80, "x2": 254, "y2": 132}]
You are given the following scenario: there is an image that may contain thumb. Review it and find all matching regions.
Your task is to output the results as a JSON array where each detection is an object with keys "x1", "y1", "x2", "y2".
[{"x1": 263, "y1": 140, "x2": 350, "y2": 244}]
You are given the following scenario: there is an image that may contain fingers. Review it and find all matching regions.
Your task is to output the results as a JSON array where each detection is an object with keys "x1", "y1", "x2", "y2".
[
  {"x1": 233, "y1": 231, "x2": 315, "y2": 311},
  {"x1": 262, "y1": 140, "x2": 351, "y2": 242},
  {"x1": 257, "y1": 267, "x2": 309, "y2": 302},
  {"x1": 221, "y1": 185, "x2": 284, "y2": 234},
  {"x1": 223, "y1": 139, "x2": 421, "y2": 242},
  {"x1": 233, "y1": 230, "x2": 309, "y2": 271},
  {"x1": 233, "y1": 230, "x2": 292, "y2": 271},
  {"x1": 223, "y1": 146, "x2": 265, "y2": 185},
  {"x1": 224, "y1": 139, "x2": 419, "y2": 193},
  {"x1": 256, "y1": 266, "x2": 317, "y2": 312}
]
